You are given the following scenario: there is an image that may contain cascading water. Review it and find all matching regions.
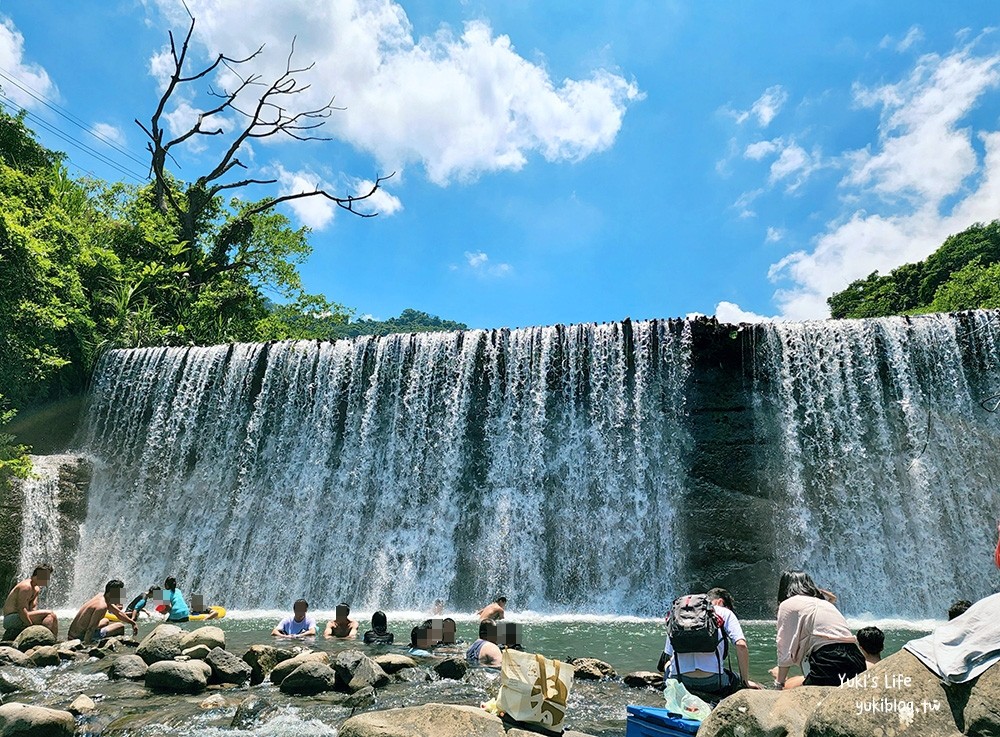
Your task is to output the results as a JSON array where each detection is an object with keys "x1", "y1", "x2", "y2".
[
  {"x1": 70, "y1": 320, "x2": 692, "y2": 613},
  {"x1": 17, "y1": 456, "x2": 69, "y2": 580},
  {"x1": 753, "y1": 311, "x2": 1000, "y2": 617}
]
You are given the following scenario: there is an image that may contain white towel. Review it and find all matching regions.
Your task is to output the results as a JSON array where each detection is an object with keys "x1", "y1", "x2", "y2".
[{"x1": 903, "y1": 592, "x2": 1000, "y2": 684}]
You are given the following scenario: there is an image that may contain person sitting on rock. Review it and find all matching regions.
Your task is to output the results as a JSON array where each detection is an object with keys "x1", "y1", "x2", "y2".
[
  {"x1": 325, "y1": 602, "x2": 359, "y2": 639},
  {"x1": 408, "y1": 625, "x2": 436, "y2": 657},
  {"x1": 2, "y1": 563, "x2": 58, "y2": 639},
  {"x1": 475, "y1": 595, "x2": 506, "y2": 622},
  {"x1": 949, "y1": 599, "x2": 973, "y2": 620},
  {"x1": 662, "y1": 587, "x2": 760, "y2": 696},
  {"x1": 68, "y1": 579, "x2": 137, "y2": 645},
  {"x1": 856, "y1": 626, "x2": 884, "y2": 669},
  {"x1": 160, "y1": 576, "x2": 190, "y2": 623},
  {"x1": 774, "y1": 570, "x2": 866, "y2": 689},
  {"x1": 362, "y1": 610, "x2": 394, "y2": 645},
  {"x1": 271, "y1": 598, "x2": 316, "y2": 638},
  {"x1": 466, "y1": 620, "x2": 503, "y2": 666}
]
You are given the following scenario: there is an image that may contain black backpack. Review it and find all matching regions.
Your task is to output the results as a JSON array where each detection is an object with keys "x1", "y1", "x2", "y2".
[{"x1": 666, "y1": 594, "x2": 729, "y2": 676}]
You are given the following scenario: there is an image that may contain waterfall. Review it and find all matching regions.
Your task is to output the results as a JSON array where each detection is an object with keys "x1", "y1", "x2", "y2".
[
  {"x1": 70, "y1": 320, "x2": 692, "y2": 613},
  {"x1": 753, "y1": 312, "x2": 1000, "y2": 617}
]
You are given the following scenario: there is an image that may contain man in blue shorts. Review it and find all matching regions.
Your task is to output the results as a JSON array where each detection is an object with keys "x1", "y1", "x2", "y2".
[{"x1": 68, "y1": 580, "x2": 138, "y2": 645}]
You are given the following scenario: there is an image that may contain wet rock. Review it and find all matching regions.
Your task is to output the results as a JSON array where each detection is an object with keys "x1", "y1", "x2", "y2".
[
  {"x1": 341, "y1": 685, "x2": 375, "y2": 709},
  {"x1": 199, "y1": 693, "x2": 228, "y2": 709},
  {"x1": 26, "y1": 645, "x2": 60, "y2": 667},
  {"x1": 182, "y1": 644, "x2": 211, "y2": 660},
  {"x1": 566, "y1": 657, "x2": 616, "y2": 681},
  {"x1": 231, "y1": 695, "x2": 278, "y2": 729},
  {"x1": 108, "y1": 654, "x2": 147, "y2": 681},
  {"x1": 333, "y1": 649, "x2": 390, "y2": 692},
  {"x1": 205, "y1": 647, "x2": 252, "y2": 685},
  {"x1": 180, "y1": 625, "x2": 225, "y2": 652},
  {"x1": 698, "y1": 687, "x2": 827, "y2": 737},
  {"x1": 242, "y1": 644, "x2": 295, "y2": 686},
  {"x1": 508, "y1": 730, "x2": 599, "y2": 737},
  {"x1": 145, "y1": 659, "x2": 209, "y2": 694},
  {"x1": 394, "y1": 667, "x2": 432, "y2": 684},
  {"x1": 68, "y1": 694, "x2": 96, "y2": 715},
  {"x1": 59, "y1": 639, "x2": 82, "y2": 652},
  {"x1": 434, "y1": 657, "x2": 469, "y2": 680},
  {"x1": 0, "y1": 646, "x2": 28, "y2": 666},
  {"x1": 269, "y1": 651, "x2": 329, "y2": 686},
  {"x1": 0, "y1": 702, "x2": 75, "y2": 736},
  {"x1": 279, "y1": 660, "x2": 339, "y2": 696},
  {"x1": 623, "y1": 671, "x2": 665, "y2": 689},
  {"x1": 136, "y1": 624, "x2": 184, "y2": 664},
  {"x1": 0, "y1": 671, "x2": 20, "y2": 694},
  {"x1": 14, "y1": 625, "x2": 55, "y2": 652},
  {"x1": 339, "y1": 703, "x2": 507, "y2": 737},
  {"x1": 374, "y1": 653, "x2": 418, "y2": 674}
]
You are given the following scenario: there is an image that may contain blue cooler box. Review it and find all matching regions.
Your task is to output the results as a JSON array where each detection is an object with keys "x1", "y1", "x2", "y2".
[{"x1": 625, "y1": 705, "x2": 701, "y2": 737}]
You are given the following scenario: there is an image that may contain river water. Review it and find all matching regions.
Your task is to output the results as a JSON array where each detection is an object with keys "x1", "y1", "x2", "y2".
[{"x1": 5, "y1": 611, "x2": 932, "y2": 737}]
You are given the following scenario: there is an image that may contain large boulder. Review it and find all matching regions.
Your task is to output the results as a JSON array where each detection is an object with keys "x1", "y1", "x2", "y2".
[
  {"x1": 339, "y1": 703, "x2": 508, "y2": 737},
  {"x1": 0, "y1": 702, "x2": 75, "y2": 736},
  {"x1": 699, "y1": 686, "x2": 831, "y2": 737},
  {"x1": 182, "y1": 644, "x2": 211, "y2": 660},
  {"x1": 333, "y1": 650, "x2": 390, "y2": 693},
  {"x1": 136, "y1": 624, "x2": 184, "y2": 664},
  {"x1": 26, "y1": 645, "x2": 60, "y2": 668},
  {"x1": 567, "y1": 657, "x2": 615, "y2": 681},
  {"x1": 180, "y1": 626, "x2": 225, "y2": 652},
  {"x1": 242, "y1": 645, "x2": 295, "y2": 686},
  {"x1": 434, "y1": 657, "x2": 469, "y2": 680},
  {"x1": 109, "y1": 654, "x2": 148, "y2": 681},
  {"x1": 0, "y1": 646, "x2": 28, "y2": 666},
  {"x1": 374, "y1": 653, "x2": 418, "y2": 674},
  {"x1": 145, "y1": 659, "x2": 209, "y2": 694},
  {"x1": 13, "y1": 626, "x2": 55, "y2": 652},
  {"x1": 279, "y1": 660, "x2": 339, "y2": 696},
  {"x1": 231, "y1": 695, "x2": 278, "y2": 730},
  {"x1": 205, "y1": 647, "x2": 252, "y2": 685},
  {"x1": 268, "y1": 651, "x2": 329, "y2": 686},
  {"x1": 805, "y1": 649, "x2": 1000, "y2": 737}
]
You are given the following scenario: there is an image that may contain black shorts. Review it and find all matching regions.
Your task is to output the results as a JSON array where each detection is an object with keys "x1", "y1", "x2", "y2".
[{"x1": 804, "y1": 642, "x2": 867, "y2": 686}]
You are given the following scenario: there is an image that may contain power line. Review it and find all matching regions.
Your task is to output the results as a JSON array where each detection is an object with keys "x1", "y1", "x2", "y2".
[{"x1": 0, "y1": 65, "x2": 149, "y2": 171}]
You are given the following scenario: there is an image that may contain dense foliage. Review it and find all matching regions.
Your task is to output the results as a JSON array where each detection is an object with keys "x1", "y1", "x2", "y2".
[{"x1": 828, "y1": 221, "x2": 1000, "y2": 318}]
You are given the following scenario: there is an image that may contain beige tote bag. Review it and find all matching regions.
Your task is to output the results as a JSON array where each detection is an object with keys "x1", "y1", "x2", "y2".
[{"x1": 497, "y1": 648, "x2": 574, "y2": 733}]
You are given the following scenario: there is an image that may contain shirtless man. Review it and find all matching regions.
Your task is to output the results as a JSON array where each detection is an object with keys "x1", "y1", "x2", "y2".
[
  {"x1": 68, "y1": 580, "x2": 138, "y2": 645},
  {"x1": 2, "y1": 563, "x2": 57, "y2": 638},
  {"x1": 465, "y1": 620, "x2": 503, "y2": 666},
  {"x1": 475, "y1": 595, "x2": 506, "y2": 622},
  {"x1": 324, "y1": 602, "x2": 358, "y2": 639}
]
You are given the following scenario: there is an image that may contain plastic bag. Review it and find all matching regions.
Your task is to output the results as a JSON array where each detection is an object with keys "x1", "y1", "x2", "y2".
[{"x1": 662, "y1": 679, "x2": 712, "y2": 722}]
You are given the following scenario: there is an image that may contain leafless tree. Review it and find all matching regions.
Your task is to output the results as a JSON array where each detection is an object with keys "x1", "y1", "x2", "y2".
[{"x1": 135, "y1": 10, "x2": 392, "y2": 261}]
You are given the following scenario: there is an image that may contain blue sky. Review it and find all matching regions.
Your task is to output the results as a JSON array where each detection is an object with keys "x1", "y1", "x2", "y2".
[{"x1": 2, "y1": 1, "x2": 1000, "y2": 327}]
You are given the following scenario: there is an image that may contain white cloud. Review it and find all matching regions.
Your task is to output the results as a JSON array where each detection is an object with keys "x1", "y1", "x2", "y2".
[
  {"x1": 462, "y1": 250, "x2": 512, "y2": 277},
  {"x1": 90, "y1": 122, "x2": 127, "y2": 147},
  {"x1": 744, "y1": 140, "x2": 780, "y2": 160},
  {"x1": 744, "y1": 137, "x2": 823, "y2": 191},
  {"x1": 0, "y1": 15, "x2": 57, "y2": 109},
  {"x1": 768, "y1": 47, "x2": 1000, "y2": 319},
  {"x1": 355, "y1": 178, "x2": 403, "y2": 216},
  {"x1": 734, "y1": 85, "x2": 788, "y2": 127},
  {"x1": 880, "y1": 25, "x2": 924, "y2": 53},
  {"x1": 765, "y1": 227, "x2": 784, "y2": 243},
  {"x1": 149, "y1": 0, "x2": 641, "y2": 185},
  {"x1": 275, "y1": 165, "x2": 336, "y2": 231},
  {"x1": 733, "y1": 188, "x2": 763, "y2": 219},
  {"x1": 714, "y1": 301, "x2": 776, "y2": 324}
]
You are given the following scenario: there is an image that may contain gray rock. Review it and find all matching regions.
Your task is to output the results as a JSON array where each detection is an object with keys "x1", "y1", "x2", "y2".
[
  {"x1": 13, "y1": 625, "x2": 55, "y2": 652},
  {"x1": 566, "y1": 657, "x2": 615, "y2": 681},
  {"x1": 182, "y1": 644, "x2": 211, "y2": 660},
  {"x1": 242, "y1": 644, "x2": 295, "y2": 686},
  {"x1": 434, "y1": 656, "x2": 469, "y2": 680},
  {"x1": 0, "y1": 646, "x2": 28, "y2": 666},
  {"x1": 68, "y1": 694, "x2": 96, "y2": 715},
  {"x1": 373, "y1": 653, "x2": 418, "y2": 674},
  {"x1": 109, "y1": 654, "x2": 148, "y2": 681},
  {"x1": 205, "y1": 647, "x2": 252, "y2": 685},
  {"x1": 623, "y1": 670, "x2": 665, "y2": 689},
  {"x1": 145, "y1": 659, "x2": 209, "y2": 694},
  {"x1": 0, "y1": 702, "x2": 75, "y2": 736},
  {"x1": 279, "y1": 660, "x2": 339, "y2": 696},
  {"x1": 333, "y1": 649, "x2": 389, "y2": 692},
  {"x1": 199, "y1": 693, "x2": 228, "y2": 709},
  {"x1": 394, "y1": 667, "x2": 432, "y2": 684},
  {"x1": 231, "y1": 695, "x2": 278, "y2": 729},
  {"x1": 0, "y1": 670, "x2": 21, "y2": 694},
  {"x1": 136, "y1": 624, "x2": 184, "y2": 664},
  {"x1": 269, "y1": 651, "x2": 328, "y2": 686},
  {"x1": 339, "y1": 703, "x2": 507, "y2": 737},
  {"x1": 26, "y1": 645, "x2": 60, "y2": 667},
  {"x1": 180, "y1": 626, "x2": 225, "y2": 652}
]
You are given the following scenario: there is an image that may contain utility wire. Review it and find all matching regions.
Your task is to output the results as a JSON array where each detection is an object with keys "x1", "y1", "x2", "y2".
[{"x1": 0, "y1": 65, "x2": 149, "y2": 170}]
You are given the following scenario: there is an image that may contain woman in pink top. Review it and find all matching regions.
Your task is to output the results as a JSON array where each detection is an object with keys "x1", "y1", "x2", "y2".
[{"x1": 773, "y1": 570, "x2": 866, "y2": 689}]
